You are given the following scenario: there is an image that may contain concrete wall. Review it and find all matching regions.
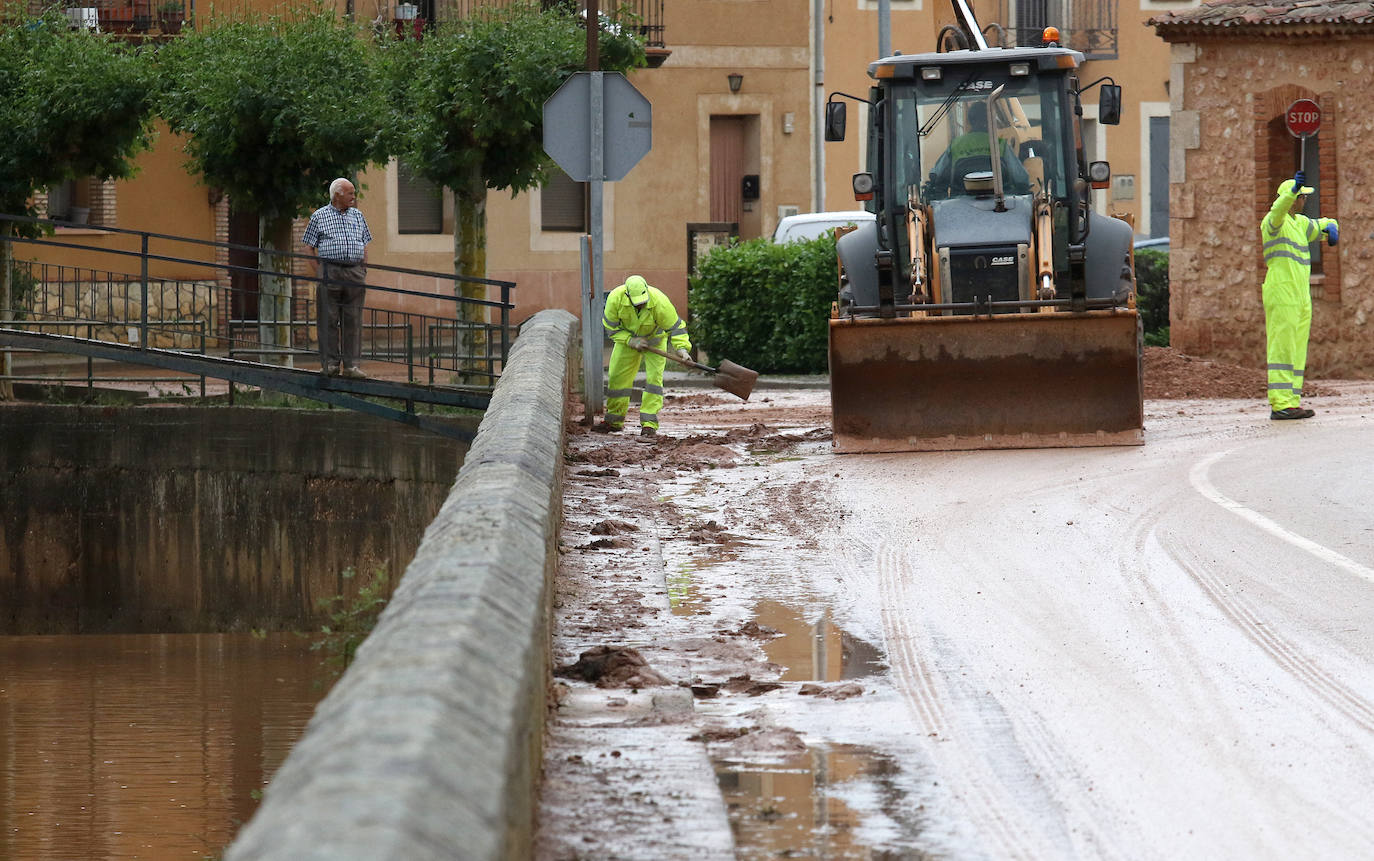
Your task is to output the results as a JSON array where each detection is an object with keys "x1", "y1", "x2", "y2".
[
  {"x1": 0, "y1": 406, "x2": 475, "y2": 634},
  {"x1": 225, "y1": 309, "x2": 577, "y2": 861}
]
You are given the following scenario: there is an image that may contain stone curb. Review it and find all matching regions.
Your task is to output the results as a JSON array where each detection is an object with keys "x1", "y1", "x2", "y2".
[{"x1": 225, "y1": 309, "x2": 578, "y2": 861}]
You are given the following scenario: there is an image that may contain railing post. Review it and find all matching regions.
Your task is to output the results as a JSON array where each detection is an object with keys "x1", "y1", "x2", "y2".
[
  {"x1": 140, "y1": 231, "x2": 149, "y2": 350},
  {"x1": 500, "y1": 284, "x2": 511, "y2": 371}
]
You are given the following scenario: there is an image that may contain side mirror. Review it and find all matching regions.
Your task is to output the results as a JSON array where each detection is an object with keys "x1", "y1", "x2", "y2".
[
  {"x1": 1099, "y1": 84, "x2": 1122, "y2": 125},
  {"x1": 825, "y1": 101, "x2": 847, "y2": 142}
]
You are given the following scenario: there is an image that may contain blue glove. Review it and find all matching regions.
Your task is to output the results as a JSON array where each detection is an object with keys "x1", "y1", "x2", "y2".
[
  {"x1": 1325, "y1": 224, "x2": 1339, "y2": 246},
  {"x1": 1294, "y1": 170, "x2": 1305, "y2": 188}
]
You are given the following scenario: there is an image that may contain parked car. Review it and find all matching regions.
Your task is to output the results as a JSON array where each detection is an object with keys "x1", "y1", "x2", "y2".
[
  {"x1": 772, "y1": 210, "x2": 875, "y2": 243},
  {"x1": 1133, "y1": 236, "x2": 1170, "y2": 253}
]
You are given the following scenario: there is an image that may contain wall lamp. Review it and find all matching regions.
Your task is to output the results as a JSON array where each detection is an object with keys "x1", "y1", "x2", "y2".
[{"x1": 728, "y1": 73, "x2": 743, "y2": 94}]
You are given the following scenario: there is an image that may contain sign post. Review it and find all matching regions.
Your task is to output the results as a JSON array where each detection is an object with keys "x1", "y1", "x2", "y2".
[
  {"x1": 1284, "y1": 98, "x2": 1322, "y2": 174},
  {"x1": 543, "y1": 72, "x2": 652, "y2": 419}
]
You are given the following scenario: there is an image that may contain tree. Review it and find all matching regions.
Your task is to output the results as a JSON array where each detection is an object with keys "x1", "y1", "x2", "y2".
[
  {"x1": 158, "y1": 11, "x2": 386, "y2": 362},
  {"x1": 382, "y1": 3, "x2": 644, "y2": 377},
  {"x1": 0, "y1": 7, "x2": 158, "y2": 397}
]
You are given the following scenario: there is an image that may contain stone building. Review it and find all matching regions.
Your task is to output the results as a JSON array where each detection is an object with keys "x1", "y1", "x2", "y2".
[{"x1": 1150, "y1": 0, "x2": 1374, "y2": 377}]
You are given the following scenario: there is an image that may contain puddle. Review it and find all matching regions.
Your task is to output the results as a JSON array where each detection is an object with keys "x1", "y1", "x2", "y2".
[
  {"x1": 714, "y1": 744, "x2": 921, "y2": 860},
  {"x1": 753, "y1": 599, "x2": 886, "y2": 682}
]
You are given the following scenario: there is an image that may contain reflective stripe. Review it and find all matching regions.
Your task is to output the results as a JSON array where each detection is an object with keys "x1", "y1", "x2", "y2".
[
  {"x1": 639, "y1": 412, "x2": 658, "y2": 423},
  {"x1": 606, "y1": 387, "x2": 634, "y2": 398},
  {"x1": 1267, "y1": 362, "x2": 1294, "y2": 372},
  {"x1": 1262, "y1": 236, "x2": 1308, "y2": 254},
  {"x1": 1268, "y1": 382, "x2": 1295, "y2": 391},
  {"x1": 643, "y1": 383, "x2": 664, "y2": 395},
  {"x1": 1264, "y1": 250, "x2": 1310, "y2": 266}
]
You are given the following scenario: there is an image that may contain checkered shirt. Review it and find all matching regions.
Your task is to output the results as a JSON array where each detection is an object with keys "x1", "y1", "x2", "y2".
[{"x1": 303, "y1": 203, "x2": 372, "y2": 263}]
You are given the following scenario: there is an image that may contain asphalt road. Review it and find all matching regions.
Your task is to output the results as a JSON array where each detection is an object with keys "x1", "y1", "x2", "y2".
[
  {"x1": 541, "y1": 385, "x2": 1374, "y2": 860},
  {"x1": 826, "y1": 393, "x2": 1374, "y2": 858}
]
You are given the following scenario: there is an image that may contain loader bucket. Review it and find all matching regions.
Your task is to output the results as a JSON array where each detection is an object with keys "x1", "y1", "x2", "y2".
[{"x1": 829, "y1": 311, "x2": 1143, "y2": 453}]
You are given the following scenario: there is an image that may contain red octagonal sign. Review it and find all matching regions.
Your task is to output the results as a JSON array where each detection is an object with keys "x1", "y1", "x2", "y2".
[{"x1": 1285, "y1": 99, "x2": 1322, "y2": 137}]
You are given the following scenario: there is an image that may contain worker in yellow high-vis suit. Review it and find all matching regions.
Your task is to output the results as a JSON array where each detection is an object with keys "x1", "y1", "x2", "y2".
[
  {"x1": 1261, "y1": 171, "x2": 1338, "y2": 420},
  {"x1": 595, "y1": 275, "x2": 692, "y2": 438}
]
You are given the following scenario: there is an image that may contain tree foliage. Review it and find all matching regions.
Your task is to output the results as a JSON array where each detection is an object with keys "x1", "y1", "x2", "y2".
[
  {"x1": 0, "y1": 6, "x2": 158, "y2": 396},
  {"x1": 1134, "y1": 248, "x2": 1169, "y2": 346},
  {"x1": 689, "y1": 235, "x2": 838, "y2": 375},
  {"x1": 157, "y1": 11, "x2": 385, "y2": 220},
  {"x1": 0, "y1": 7, "x2": 157, "y2": 223},
  {"x1": 383, "y1": 3, "x2": 646, "y2": 200}
]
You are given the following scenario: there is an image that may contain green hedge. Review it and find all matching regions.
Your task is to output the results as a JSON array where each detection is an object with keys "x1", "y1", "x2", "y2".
[
  {"x1": 687, "y1": 237, "x2": 1170, "y2": 370},
  {"x1": 688, "y1": 234, "x2": 837, "y2": 374},
  {"x1": 1134, "y1": 248, "x2": 1170, "y2": 346}
]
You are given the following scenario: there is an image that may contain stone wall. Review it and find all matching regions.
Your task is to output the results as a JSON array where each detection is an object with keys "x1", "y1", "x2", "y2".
[
  {"x1": 1169, "y1": 40, "x2": 1374, "y2": 377},
  {"x1": 25, "y1": 277, "x2": 220, "y2": 350},
  {"x1": 0, "y1": 406, "x2": 475, "y2": 633}
]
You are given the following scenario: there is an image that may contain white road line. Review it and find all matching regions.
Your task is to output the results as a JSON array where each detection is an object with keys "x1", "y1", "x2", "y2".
[{"x1": 1189, "y1": 450, "x2": 1374, "y2": 585}]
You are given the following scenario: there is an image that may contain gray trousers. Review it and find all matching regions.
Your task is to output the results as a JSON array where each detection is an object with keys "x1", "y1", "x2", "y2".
[{"x1": 318, "y1": 262, "x2": 367, "y2": 367}]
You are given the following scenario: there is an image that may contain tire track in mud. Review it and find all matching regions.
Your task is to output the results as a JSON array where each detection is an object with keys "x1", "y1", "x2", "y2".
[
  {"x1": 866, "y1": 535, "x2": 1050, "y2": 861},
  {"x1": 1163, "y1": 538, "x2": 1374, "y2": 734},
  {"x1": 1175, "y1": 454, "x2": 1374, "y2": 736},
  {"x1": 1126, "y1": 465, "x2": 1374, "y2": 852}
]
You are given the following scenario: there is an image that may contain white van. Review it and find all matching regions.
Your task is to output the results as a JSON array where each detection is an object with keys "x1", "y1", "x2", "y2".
[{"x1": 771, "y1": 210, "x2": 874, "y2": 243}]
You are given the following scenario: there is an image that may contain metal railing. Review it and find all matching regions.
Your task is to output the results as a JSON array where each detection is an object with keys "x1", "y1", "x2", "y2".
[
  {"x1": 0, "y1": 212, "x2": 515, "y2": 395},
  {"x1": 983, "y1": 0, "x2": 1118, "y2": 60}
]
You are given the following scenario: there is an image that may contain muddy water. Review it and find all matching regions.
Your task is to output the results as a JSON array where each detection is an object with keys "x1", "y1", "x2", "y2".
[{"x1": 0, "y1": 633, "x2": 328, "y2": 860}]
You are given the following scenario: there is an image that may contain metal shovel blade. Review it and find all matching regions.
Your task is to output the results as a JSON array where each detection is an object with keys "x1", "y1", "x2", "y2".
[{"x1": 712, "y1": 359, "x2": 758, "y2": 401}]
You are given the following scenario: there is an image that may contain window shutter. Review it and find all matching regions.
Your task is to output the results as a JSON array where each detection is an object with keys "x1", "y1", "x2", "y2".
[
  {"x1": 541, "y1": 169, "x2": 587, "y2": 232},
  {"x1": 397, "y1": 161, "x2": 443, "y2": 234}
]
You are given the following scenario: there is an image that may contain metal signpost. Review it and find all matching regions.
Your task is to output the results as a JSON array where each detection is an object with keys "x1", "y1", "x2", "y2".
[
  {"x1": 1285, "y1": 98, "x2": 1321, "y2": 174},
  {"x1": 543, "y1": 71, "x2": 652, "y2": 418}
]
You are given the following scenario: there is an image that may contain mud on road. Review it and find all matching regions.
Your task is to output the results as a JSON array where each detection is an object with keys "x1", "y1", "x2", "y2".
[{"x1": 535, "y1": 352, "x2": 1374, "y2": 860}]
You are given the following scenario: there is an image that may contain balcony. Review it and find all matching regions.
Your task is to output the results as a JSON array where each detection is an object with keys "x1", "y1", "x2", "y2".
[
  {"x1": 983, "y1": 0, "x2": 1118, "y2": 61},
  {"x1": 48, "y1": 0, "x2": 188, "y2": 37},
  {"x1": 349, "y1": 0, "x2": 668, "y2": 62}
]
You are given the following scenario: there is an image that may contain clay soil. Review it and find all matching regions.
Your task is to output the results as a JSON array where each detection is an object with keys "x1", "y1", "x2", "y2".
[{"x1": 1143, "y1": 345, "x2": 1336, "y2": 400}]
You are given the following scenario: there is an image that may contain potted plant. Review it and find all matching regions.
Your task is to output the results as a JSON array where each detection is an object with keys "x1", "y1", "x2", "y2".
[{"x1": 157, "y1": 0, "x2": 184, "y2": 33}]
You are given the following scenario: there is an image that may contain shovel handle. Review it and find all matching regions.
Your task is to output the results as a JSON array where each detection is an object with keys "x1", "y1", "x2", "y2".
[{"x1": 635, "y1": 341, "x2": 715, "y2": 373}]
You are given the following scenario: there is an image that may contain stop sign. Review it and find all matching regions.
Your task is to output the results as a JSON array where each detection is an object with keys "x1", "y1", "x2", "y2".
[{"x1": 1285, "y1": 99, "x2": 1321, "y2": 137}]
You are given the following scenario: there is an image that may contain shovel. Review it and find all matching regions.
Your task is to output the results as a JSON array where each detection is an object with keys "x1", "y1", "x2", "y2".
[{"x1": 636, "y1": 342, "x2": 758, "y2": 401}]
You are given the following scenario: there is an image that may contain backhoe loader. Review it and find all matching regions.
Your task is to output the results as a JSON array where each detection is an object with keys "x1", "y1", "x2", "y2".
[{"x1": 824, "y1": 0, "x2": 1142, "y2": 452}]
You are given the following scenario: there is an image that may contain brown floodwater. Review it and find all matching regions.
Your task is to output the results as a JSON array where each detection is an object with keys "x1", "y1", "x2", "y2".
[{"x1": 0, "y1": 632, "x2": 329, "y2": 860}]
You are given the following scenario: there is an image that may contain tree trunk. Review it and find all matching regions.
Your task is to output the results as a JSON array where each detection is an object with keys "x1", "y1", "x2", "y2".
[
  {"x1": 452, "y1": 166, "x2": 489, "y2": 385},
  {"x1": 257, "y1": 214, "x2": 295, "y2": 367},
  {"x1": 0, "y1": 221, "x2": 14, "y2": 400}
]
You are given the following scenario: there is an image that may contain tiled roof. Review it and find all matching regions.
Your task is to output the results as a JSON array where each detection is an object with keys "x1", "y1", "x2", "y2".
[{"x1": 1149, "y1": 0, "x2": 1374, "y2": 38}]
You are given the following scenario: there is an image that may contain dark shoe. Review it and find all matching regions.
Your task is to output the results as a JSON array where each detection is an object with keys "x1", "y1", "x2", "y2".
[
  {"x1": 340, "y1": 365, "x2": 367, "y2": 379},
  {"x1": 322, "y1": 363, "x2": 340, "y2": 376},
  {"x1": 592, "y1": 419, "x2": 624, "y2": 434},
  {"x1": 1270, "y1": 407, "x2": 1314, "y2": 420},
  {"x1": 640, "y1": 426, "x2": 657, "y2": 438}
]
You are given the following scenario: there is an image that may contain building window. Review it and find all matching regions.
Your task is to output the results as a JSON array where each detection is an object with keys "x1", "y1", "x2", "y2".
[
  {"x1": 396, "y1": 160, "x2": 443, "y2": 234},
  {"x1": 44, "y1": 178, "x2": 94, "y2": 224},
  {"x1": 540, "y1": 167, "x2": 586, "y2": 232}
]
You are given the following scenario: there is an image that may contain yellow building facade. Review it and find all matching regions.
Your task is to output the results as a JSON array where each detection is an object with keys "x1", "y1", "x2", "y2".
[{"x1": 31, "y1": 0, "x2": 1195, "y2": 326}]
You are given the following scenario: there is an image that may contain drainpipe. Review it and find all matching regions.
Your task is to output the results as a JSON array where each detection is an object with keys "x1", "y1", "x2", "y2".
[{"x1": 813, "y1": 0, "x2": 825, "y2": 211}]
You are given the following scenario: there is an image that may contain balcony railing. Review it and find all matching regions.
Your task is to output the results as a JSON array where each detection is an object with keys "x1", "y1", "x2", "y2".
[
  {"x1": 38, "y1": 0, "x2": 189, "y2": 36},
  {"x1": 982, "y1": 0, "x2": 1117, "y2": 60}
]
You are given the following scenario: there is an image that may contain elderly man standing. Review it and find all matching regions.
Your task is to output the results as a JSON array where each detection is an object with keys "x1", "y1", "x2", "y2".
[
  {"x1": 1261, "y1": 170, "x2": 1338, "y2": 420},
  {"x1": 303, "y1": 177, "x2": 372, "y2": 378},
  {"x1": 595, "y1": 275, "x2": 692, "y2": 438}
]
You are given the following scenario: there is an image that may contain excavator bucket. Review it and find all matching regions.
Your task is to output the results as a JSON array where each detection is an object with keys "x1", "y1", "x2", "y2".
[{"x1": 829, "y1": 311, "x2": 1143, "y2": 453}]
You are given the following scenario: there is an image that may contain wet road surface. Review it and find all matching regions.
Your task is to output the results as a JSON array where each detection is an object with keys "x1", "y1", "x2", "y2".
[{"x1": 539, "y1": 384, "x2": 1374, "y2": 859}]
